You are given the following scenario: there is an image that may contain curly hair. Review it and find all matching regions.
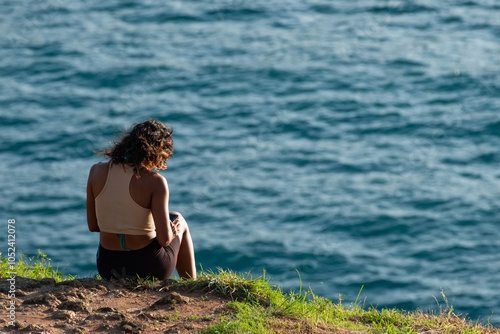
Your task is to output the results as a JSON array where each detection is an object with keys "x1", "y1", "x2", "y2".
[{"x1": 99, "y1": 119, "x2": 173, "y2": 174}]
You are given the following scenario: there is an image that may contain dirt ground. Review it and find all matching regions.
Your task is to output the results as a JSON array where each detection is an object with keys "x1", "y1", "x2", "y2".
[{"x1": 0, "y1": 277, "x2": 230, "y2": 334}]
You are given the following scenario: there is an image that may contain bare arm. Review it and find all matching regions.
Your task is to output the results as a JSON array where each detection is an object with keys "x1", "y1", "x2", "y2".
[
  {"x1": 151, "y1": 175, "x2": 176, "y2": 246},
  {"x1": 86, "y1": 165, "x2": 100, "y2": 232}
]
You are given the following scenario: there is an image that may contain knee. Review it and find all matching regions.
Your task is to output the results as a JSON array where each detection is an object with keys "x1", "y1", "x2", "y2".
[
  {"x1": 170, "y1": 211, "x2": 189, "y2": 230},
  {"x1": 170, "y1": 211, "x2": 185, "y2": 224}
]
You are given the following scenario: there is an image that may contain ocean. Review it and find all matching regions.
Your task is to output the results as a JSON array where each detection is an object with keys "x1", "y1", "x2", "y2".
[{"x1": 1, "y1": 0, "x2": 500, "y2": 325}]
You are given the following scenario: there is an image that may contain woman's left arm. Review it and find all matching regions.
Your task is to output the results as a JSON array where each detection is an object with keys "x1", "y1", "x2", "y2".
[{"x1": 86, "y1": 165, "x2": 100, "y2": 232}]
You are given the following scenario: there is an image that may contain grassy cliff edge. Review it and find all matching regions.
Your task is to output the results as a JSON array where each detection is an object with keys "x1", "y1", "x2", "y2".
[{"x1": 0, "y1": 253, "x2": 498, "y2": 333}]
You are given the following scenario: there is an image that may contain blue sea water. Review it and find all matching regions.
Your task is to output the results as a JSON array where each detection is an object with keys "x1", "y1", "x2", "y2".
[{"x1": 1, "y1": 0, "x2": 500, "y2": 325}]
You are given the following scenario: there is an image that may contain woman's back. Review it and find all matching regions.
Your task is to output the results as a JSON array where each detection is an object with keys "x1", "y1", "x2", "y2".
[
  {"x1": 95, "y1": 162, "x2": 155, "y2": 234},
  {"x1": 90, "y1": 161, "x2": 159, "y2": 209},
  {"x1": 88, "y1": 161, "x2": 164, "y2": 250}
]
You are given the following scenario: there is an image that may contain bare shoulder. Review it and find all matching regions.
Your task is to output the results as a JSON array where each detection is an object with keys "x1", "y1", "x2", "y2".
[
  {"x1": 89, "y1": 161, "x2": 109, "y2": 179},
  {"x1": 88, "y1": 162, "x2": 110, "y2": 197},
  {"x1": 141, "y1": 170, "x2": 168, "y2": 191}
]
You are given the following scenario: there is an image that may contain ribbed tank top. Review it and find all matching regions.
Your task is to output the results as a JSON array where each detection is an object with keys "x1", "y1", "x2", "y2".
[{"x1": 95, "y1": 163, "x2": 155, "y2": 235}]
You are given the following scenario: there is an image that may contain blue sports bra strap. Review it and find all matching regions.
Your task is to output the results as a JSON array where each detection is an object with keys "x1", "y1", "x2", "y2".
[{"x1": 115, "y1": 234, "x2": 131, "y2": 251}]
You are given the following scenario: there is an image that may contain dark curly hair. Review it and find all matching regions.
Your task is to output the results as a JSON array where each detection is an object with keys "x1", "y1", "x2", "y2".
[{"x1": 99, "y1": 119, "x2": 173, "y2": 174}]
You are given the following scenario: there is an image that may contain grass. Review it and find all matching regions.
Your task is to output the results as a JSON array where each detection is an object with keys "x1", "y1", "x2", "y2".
[
  {"x1": 167, "y1": 268, "x2": 498, "y2": 334},
  {"x1": 0, "y1": 250, "x2": 75, "y2": 282},
  {"x1": 1, "y1": 252, "x2": 498, "y2": 333},
  {"x1": 124, "y1": 274, "x2": 159, "y2": 291}
]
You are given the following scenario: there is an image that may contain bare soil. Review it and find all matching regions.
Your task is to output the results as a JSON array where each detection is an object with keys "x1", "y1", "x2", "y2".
[{"x1": 0, "y1": 277, "x2": 230, "y2": 334}]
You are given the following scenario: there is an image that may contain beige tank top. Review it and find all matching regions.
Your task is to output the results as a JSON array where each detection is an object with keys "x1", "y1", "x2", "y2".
[{"x1": 95, "y1": 163, "x2": 155, "y2": 235}]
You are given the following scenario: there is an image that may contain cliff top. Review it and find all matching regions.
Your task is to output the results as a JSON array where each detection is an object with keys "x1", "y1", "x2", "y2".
[{"x1": 1, "y1": 254, "x2": 498, "y2": 333}]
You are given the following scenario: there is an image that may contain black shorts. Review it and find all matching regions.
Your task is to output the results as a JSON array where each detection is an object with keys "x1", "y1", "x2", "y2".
[{"x1": 96, "y1": 237, "x2": 181, "y2": 280}]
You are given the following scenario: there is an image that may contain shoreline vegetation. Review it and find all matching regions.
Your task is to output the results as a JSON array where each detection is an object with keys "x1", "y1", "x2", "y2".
[{"x1": 0, "y1": 253, "x2": 498, "y2": 333}]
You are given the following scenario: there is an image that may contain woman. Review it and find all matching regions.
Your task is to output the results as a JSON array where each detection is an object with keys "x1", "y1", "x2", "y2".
[{"x1": 86, "y1": 119, "x2": 196, "y2": 280}]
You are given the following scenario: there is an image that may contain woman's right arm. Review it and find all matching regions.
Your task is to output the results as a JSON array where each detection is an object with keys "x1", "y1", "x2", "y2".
[{"x1": 151, "y1": 175, "x2": 176, "y2": 246}]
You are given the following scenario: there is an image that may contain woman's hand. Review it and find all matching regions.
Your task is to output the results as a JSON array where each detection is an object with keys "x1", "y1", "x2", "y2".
[
  {"x1": 169, "y1": 211, "x2": 186, "y2": 238},
  {"x1": 170, "y1": 216, "x2": 182, "y2": 236}
]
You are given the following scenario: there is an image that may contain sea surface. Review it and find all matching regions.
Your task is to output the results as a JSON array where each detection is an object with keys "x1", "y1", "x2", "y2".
[{"x1": 1, "y1": 0, "x2": 500, "y2": 325}]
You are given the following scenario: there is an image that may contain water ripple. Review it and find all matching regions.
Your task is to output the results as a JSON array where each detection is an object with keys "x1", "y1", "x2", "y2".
[{"x1": 1, "y1": 0, "x2": 500, "y2": 326}]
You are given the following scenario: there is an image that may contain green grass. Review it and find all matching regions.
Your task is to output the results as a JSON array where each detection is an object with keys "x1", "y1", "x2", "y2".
[
  {"x1": 0, "y1": 250, "x2": 75, "y2": 282},
  {"x1": 123, "y1": 274, "x2": 159, "y2": 290},
  {"x1": 1, "y1": 253, "x2": 498, "y2": 333},
  {"x1": 168, "y1": 268, "x2": 498, "y2": 334}
]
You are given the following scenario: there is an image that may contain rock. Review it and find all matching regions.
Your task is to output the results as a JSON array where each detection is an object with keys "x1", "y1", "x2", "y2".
[
  {"x1": 106, "y1": 290, "x2": 127, "y2": 298},
  {"x1": 0, "y1": 277, "x2": 55, "y2": 292},
  {"x1": 97, "y1": 324, "x2": 114, "y2": 331},
  {"x1": 165, "y1": 327, "x2": 181, "y2": 334},
  {"x1": 15, "y1": 290, "x2": 27, "y2": 297},
  {"x1": 54, "y1": 322, "x2": 73, "y2": 329},
  {"x1": 55, "y1": 277, "x2": 108, "y2": 289},
  {"x1": 93, "y1": 284, "x2": 109, "y2": 292},
  {"x1": 55, "y1": 280, "x2": 84, "y2": 289},
  {"x1": 19, "y1": 277, "x2": 54, "y2": 290},
  {"x1": 58, "y1": 300, "x2": 91, "y2": 313},
  {"x1": 137, "y1": 312, "x2": 154, "y2": 320},
  {"x1": 40, "y1": 278, "x2": 57, "y2": 285},
  {"x1": 55, "y1": 288, "x2": 79, "y2": 301},
  {"x1": 121, "y1": 324, "x2": 136, "y2": 333},
  {"x1": 106, "y1": 312, "x2": 127, "y2": 321},
  {"x1": 22, "y1": 293, "x2": 60, "y2": 307},
  {"x1": 120, "y1": 320, "x2": 145, "y2": 333},
  {"x1": 85, "y1": 310, "x2": 126, "y2": 321},
  {"x1": 0, "y1": 277, "x2": 52, "y2": 293},
  {"x1": 84, "y1": 313, "x2": 106, "y2": 321},
  {"x1": 55, "y1": 285, "x2": 77, "y2": 293},
  {"x1": 152, "y1": 292, "x2": 191, "y2": 307},
  {"x1": 160, "y1": 278, "x2": 177, "y2": 288},
  {"x1": 52, "y1": 310, "x2": 76, "y2": 320},
  {"x1": 75, "y1": 277, "x2": 109, "y2": 289},
  {"x1": 22, "y1": 324, "x2": 44, "y2": 331},
  {"x1": 96, "y1": 306, "x2": 118, "y2": 313},
  {"x1": 70, "y1": 326, "x2": 86, "y2": 333},
  {"x1": 162, "y1": 278, "x2": 177, "y2": 285},
  {"x1": 165, "y1": 324, "x2": 195, "y2": 334}
]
